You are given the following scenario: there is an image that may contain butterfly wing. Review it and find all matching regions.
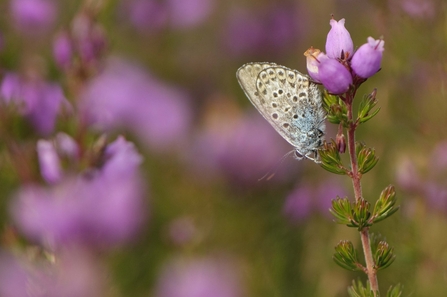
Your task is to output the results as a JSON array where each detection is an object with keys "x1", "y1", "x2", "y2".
[{"x1": 237, "y1": 62, "x2": 324, "y2": 154}]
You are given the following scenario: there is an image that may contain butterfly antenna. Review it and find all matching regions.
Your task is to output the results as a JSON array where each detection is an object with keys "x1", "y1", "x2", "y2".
[{"x1": 258, "y1": 150, "x2": 296, "y2": 181}]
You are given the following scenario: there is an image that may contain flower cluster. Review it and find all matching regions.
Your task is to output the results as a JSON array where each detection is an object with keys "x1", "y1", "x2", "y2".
[{"x1": 305, "y1": 18, "x2": 385, "y2": 95}]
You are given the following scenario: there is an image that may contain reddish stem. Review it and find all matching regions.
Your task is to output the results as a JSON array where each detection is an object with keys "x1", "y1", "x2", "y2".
[{"x1": 346, "y1": 94, "x2": 379, "y2": 295}]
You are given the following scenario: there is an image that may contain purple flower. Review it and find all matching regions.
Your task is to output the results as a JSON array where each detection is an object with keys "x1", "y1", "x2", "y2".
[
  {"x1": 0, "y1": 73, "x2": 70, "y2": 135},
  {"x1": 325, "y1": 18, "x2": 354, "y2": 59},
  {"x1": 223, "y1": 5, "x2": 302, "y2": 57},
  {"x1": 0, "y1": 250, "x2": 104, "y2": 297},
  {"x1": 282, "y1": 186, "x2": 312, "y2": 223},
  {"x1": 395, "y1": 157, "x2": 420, "y2": 191},
  {"x1": 318, "y1": 58, "x2": 352, "y2": 94},
  {"x1": 53, "y1": 32, "x2": 73, "y2": 69},
  {"x1": 81, "y1": 57, "x2": 191, "y2": 152},
  {"x1": 71, "y1": 12, "x2": 107, "y2": 64},
  {"x1": 122, "y1": 0, "x2": 168, "y2": 32},
  {"x1": 168, "y1": 0, "x2": 215, "y2": 29},
  {"x1": 121, "y1": 0, "x2": 214, "y2": 32},
  {"x1": 10, "y1": 0, "x2": 57, "y2": 34},
  {"x1": 398, "y1": 0, "x2": 435, "y2": 19},
  {"x1": 190, "y1": 111, "x2": 292, "y2": 185},
  {"x1": 156, "y1": 257, "x2": 242, "y2": 297},
  {"x1": 351, "y1": 37, "x2": 385, "y2": 79},
  {"x1": 11, "y1": 136, "x2": 148, "y2": 249},
  {"x1": 37, "y1": 139, "x2": 63, "y2": 184},
  {"x1": 315, "y1": 181, "x2": 349, "y2": 218},
  {"x1": 304, "y1": 47, "x2": 328, "y2": 82},
  {"x1": 424, "y1": 182, "x2": 447, "y2": 213}
]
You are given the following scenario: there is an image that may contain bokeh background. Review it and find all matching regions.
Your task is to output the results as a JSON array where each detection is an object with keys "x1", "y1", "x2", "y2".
[{"x1": 0, "y1": 0, "x2": 446, "y2": 296}]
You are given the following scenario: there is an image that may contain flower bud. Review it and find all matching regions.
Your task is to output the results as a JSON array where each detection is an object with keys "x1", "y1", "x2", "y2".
[
  {"x1": 304, "y1": 47, "x2": 328, "y2": 82},
  {"x1": 53, "y1": 31, "x2": 73, "y2": 69},
  {"x1": 325, "y1": 18, "x2": 353, "y2": 59},
  {"x1": 318, "y1": 59, "x2": 352, "y2": 95},
  {"x1": 336, "y1": 132, "x2": 346, "y2": 154},
  {"x1": 351, "y1": 37, "x2": 384, "y2": 78},
  {"x1": 37, "y1": 139, "x2": 62, "y2": 184}
]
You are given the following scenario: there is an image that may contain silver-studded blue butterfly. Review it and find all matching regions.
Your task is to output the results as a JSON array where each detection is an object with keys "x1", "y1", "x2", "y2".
[{"x1": 236, "y1": 62, "x2": 326, "y2": 163}]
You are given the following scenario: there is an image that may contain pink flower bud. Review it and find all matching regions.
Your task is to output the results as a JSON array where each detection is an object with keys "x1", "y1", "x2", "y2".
[
  {"x1": 304, "y1": 47, "x2": 328, "y2": 82},
  {"x1": 351, "y1": 37, "x2": 385, "y2": 78},
  {"x1": 325, "y1": 18, "x2": 354, "y2": 59}
]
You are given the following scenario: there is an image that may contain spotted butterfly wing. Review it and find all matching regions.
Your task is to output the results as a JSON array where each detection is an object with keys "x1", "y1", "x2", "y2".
[{"x1": 236, "y1": 62, "x2": 325, "y2": 162}]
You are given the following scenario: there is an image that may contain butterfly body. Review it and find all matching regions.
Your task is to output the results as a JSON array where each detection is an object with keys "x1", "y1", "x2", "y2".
[{"x1": 236, "y1": 62, "x2": 326, "y2": 162}]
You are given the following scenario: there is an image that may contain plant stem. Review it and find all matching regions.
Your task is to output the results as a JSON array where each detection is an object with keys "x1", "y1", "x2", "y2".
[{"x1": 346, "y1": 100, "x2": 379, "y2": 295}]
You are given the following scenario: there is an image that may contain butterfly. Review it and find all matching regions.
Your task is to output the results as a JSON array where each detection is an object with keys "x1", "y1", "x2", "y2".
[{"x1": 236, "y1": 62, "x2": 326, "y2": 163}]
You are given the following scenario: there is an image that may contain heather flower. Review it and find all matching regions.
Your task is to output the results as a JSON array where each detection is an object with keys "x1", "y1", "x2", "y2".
[
  {"x1": 315, "y1": 181, "x2": 348, "y2": 218},
  {"x1": 121, "y1": 0, "x2": 214, "y2": 32},
  {"x1": 81, "y1": 57, "x2": 191, "y2": 152},
  {"x1": 318, "y1": 58, "x2": 352, "y2": 94},
  {"x1": 10, "y1": 0, "x2": 57, "y2": 34},
  {"x1": 282, "y1": 186, "x2": 312, "y2": 223},
  {"x1": 0, "y1": 250, "x2": 104, "y2": 297},
  {"x1": 304, "y1": 47, "x2": 328, "y2": 82},
  {"x1": 191, "y1": 111, "x2": 292, "y2": 185},
  {"x1": 11, "y1": 136, "x2": 148, "y2": 249},
  {"x1": 37, "y1": 139, "x2": 63, "y2": 184},
  {"x1": 223, "y1": 5, "x2": 301, "y2": 56},
  {"x1": 71, "y1": 12, "x2": 107, "y2": 64},
  {"x1": 156, "y1": 257, "x2": 242, "y2": 297},
  {"x1": 0, "y1": 73, "x2": 70, "y2": 135},
  {"x1": 325, "y1": 18, "x2": 354, "y2": 59},
  {"x1": 283, "y1": 179, "x2": 348, "y2": 222},
  {"x1": 167, "y1": 0, "x2": 215, "y2": 28},
  {"x1": 351, "y1": 37, "x2": 384, "y2": 79},
  {"x1": 122, "y1": 0, "x2": 168, "y2": 32},
  {"x1": 53, "y1": 31, "x2": 73, "y2": 69}
]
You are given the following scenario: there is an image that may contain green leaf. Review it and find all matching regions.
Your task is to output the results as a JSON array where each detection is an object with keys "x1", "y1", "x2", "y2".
[
  {"x1": 357, "y1": 89, "x2": 380, "y2": 124},
  {"x1": 319, "y1": 140, "x2": 349, "y2": 175},
  {"x1": 371, "y1": 185, "x2": 399, "y2": 224},
  {"x1": 386, "y1": 284, "x2": 403, "y2": 297},
  {"x1": 348, "y1": 279, "x2": 378, "y2": 297},
  {"x1": 333, "y1": 241, "x2": 363, "y2": 271},
  {"x1": 374, "y1": 241, "x2": 396, "y2": 270}
]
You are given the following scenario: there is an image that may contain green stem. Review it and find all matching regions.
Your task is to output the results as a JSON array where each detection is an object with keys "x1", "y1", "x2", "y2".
[{"x1": 346, "y1": 99, "x2": 379, "y2": 295}]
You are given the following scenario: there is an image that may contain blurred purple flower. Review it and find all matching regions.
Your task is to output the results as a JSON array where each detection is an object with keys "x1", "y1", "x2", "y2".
[
  {"x1": 10, "y1": 0, "x2": 57, "y2": 34},
  {"x1": 223, "y1": 5, "x2": 301, "y2": 56},
  {"x1": 168, "y1": 0, "x2": 215, "y2": 28},
  {"x1": 0, "y1": 250, "x2": 104, "y2": 297},
  {"x1": 315, "y1": 181, "x2": 349, "y2": 218},
  {"x1": 191, "y1": 111, "x2": 291, "y2": 185},
  {"x1": 53, "y1": 31, "x2": 73, "y2": 69},
  {"x1": 123, "y1": 0, "x2": 168, "y2": 32},
  {"x1": 401, "y1": 0, "x2": 435, "y2": 19},
  {"x1": 156, "y1": 257, "x2": 242, "y2": 297},
  {"x1": 37, "y1": 139, "x2": 63, "y2": 184},
  {"x1": 121, "y1": 0, "x2": 214, "y2": 32},
  {"x1": 81, "y1": 57, "x2": 191, "y2": 152},
  {"x1": 424, "y1": 182, "x2": 447, "y2": 213},
  {"x1": 395, "y1": 157, "x2": 420, "y2": 191},
  {"x1": 0, "y1": 73, "x2": 70, "y2": 135},
  {"x1": 283, "y1": 186, "x2": 312, "y2": 223},
  {"x1": 318, "y1": 58, "x2": 352, "y2": 94},
  {"x1": 351, "y1": 37, "x2": 384, "y2": 79},
  {"x1": 325, "y1": 18, "x2": 353, "y2": 59},
  {"x1": 283, "y1": 179, "x2": 348, "y2": 222},
  {"x1": 71, "y1": 12, "x2": 107, "y2": 64},
  {"x1": 11, "y1": 136, "x2": 148, "y2": 249}
]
